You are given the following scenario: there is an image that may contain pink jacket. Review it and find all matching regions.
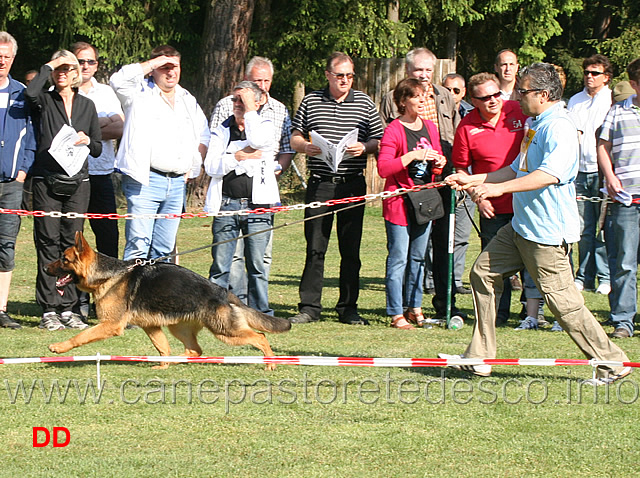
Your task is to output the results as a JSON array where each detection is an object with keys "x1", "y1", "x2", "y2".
[{"x1": 377, "y1": 118, "x2": 442, "y2": 226}]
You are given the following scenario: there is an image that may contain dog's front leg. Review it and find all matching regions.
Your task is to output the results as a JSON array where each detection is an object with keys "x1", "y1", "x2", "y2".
[{"x1": 49, "y1": 322, "x2": 126, "y2": 354}]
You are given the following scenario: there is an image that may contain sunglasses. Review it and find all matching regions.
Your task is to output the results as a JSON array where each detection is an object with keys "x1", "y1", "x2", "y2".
[
  {"x1": 473, "y1": 91, "x2": 501, "y2": 102},
  {"x1": 445, "y1": 86, "x2": 461, "y2": 95},
  {"x1": 584, "y1": 70, "x2": 605, "y2": 77},
  {"x1": 328, "y1": 72, "x2": 355, "y2": 80},
  {"x1": 78, "y1": 59, "x2": 98, "y2": 66},
  {"x1": 516, "y1": 88, "x2": 543, "y2": 96},
  {"x1": 54, "y1": 66, "x2": 77, "y2": 73},
  {"x1": 231, "y1": 97, "x2": 244, "y2": 103}
]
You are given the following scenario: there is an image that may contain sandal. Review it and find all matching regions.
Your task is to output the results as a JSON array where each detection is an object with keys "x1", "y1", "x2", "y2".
[
  {"x1": 404, "y1": 309, "x2": 426, "y2": 327},
  {"x1": 391, "y1": 315, "x2": 415, "y2": 330}
]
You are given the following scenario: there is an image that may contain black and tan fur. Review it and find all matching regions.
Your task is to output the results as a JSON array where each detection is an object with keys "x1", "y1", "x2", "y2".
[{"x1": 45, "y1": 232, "x2": 291, "y2": 369}]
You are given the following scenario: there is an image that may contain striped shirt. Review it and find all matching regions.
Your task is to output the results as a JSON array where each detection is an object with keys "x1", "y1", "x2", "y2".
[
  {"x1": 599, "y1": 95, "x2": 640, "y2": 195},
  {"x1": 292, "y1": 87, "x2": 384, "y2": 176},
  {"x1": 210, "y1": 94, "x2": 294, "y2": 156}
]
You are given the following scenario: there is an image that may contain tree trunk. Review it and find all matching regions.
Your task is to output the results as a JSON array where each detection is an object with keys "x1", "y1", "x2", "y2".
[{"x1": 190, "y1": 0, "x2": 256, "y2": 209}]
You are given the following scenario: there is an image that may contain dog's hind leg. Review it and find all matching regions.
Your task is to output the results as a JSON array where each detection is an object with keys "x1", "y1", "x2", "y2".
[
  {"x1": 167, "y1": 323, "x2": 203, "y2": 357},
  {"x1": 142, "y1": 326, "x2": 172, "y2": 369},
  {"x1": 213, "y1": 330, "x2": 277, "y2": 371},
  {"x1": 49, "y1": 322, "x2": 127, "y2": 354}
]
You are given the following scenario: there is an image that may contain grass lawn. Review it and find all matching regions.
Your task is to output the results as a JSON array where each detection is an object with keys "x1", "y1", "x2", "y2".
[{"x1": 1, "y1": 202, "x2": 639, "y2": 478}]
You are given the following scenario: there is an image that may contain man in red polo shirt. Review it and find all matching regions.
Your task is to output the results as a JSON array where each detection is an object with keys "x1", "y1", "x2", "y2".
[{"x1": 452, "y1": 72, "x2": 527, "y2": 325}]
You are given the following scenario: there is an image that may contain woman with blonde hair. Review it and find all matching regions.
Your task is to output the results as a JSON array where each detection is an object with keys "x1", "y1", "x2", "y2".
[{"x1": 25, "y1": 50, "x2": 102, "y2": 331}]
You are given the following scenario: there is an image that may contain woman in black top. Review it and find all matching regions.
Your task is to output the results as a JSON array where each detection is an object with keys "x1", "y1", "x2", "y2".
[{"x1": 25, "y1": 50, "x2": 102, "y2": 331}]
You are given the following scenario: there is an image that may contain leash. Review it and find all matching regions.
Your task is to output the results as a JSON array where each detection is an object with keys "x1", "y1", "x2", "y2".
[{"x1": 131, "y1": 181, "x2": 449, "y2": 267}]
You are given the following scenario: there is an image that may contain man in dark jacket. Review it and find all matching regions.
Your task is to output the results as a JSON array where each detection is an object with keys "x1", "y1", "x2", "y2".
[{"x1": 0, "y1": 32, "x2": 36, "y2": 329}]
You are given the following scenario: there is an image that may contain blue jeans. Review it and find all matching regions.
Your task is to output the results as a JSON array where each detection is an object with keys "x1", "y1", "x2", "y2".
[
  {"x1": 209, "y1": 197, "x2": 273, "y2": 314},
  {"x1": 575, "y1": 172, "x2": 609, "y2": 288},
  {"x1": 385, "y1": 219, "x2": 429, "y2": 316},
  {"x1": 605, "y1": 202, "x2": 639, "y2": 335},
  {"x1": 122, "y1": 172, "x2": 185, "y2": 261}
]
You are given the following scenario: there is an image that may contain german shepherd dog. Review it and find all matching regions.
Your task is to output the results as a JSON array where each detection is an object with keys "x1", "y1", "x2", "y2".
[{"x1": 45, "y1": 232, "x2": 291, "y2": 369}]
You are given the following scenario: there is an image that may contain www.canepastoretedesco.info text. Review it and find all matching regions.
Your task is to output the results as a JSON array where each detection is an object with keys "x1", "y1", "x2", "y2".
[{"x1": 2, "y1": 372, "x2": 638, "y2": 412}]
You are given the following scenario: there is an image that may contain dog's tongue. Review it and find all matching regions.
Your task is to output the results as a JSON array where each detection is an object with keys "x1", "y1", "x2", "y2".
[{"x1": 55, "y1": 274, "x2": 73, "y2": 295}]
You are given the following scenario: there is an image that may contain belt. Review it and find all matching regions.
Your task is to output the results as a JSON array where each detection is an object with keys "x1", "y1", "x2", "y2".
[
  {"x1": 150, "y1": 167, "x2": 184, "y2": 178},
  {"x1": 310, "y1": 172, "x2": 363, "y2": 184}
]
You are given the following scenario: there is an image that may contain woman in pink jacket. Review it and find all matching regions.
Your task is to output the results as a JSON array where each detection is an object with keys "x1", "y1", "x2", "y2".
[{"x1": 377, "y1": 78, "x2": 446, "y2": 329}]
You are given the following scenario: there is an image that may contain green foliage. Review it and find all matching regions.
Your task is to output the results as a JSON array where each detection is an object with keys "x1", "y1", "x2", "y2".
[
  {"x1": 3, "y1": 0, "x2": 202, "y2": 80},
  {"x1": 251, "y1": 0, "x2": 414, "y2": 101}
]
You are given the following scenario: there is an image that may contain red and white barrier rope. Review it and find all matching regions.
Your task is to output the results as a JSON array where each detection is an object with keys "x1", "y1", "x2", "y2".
[
  {"x1": 2, "y1": 354, "x2": 639, "y2": 369},
  {"x1": 0, "y1": 182, "x2": 447, "y2": 220}
]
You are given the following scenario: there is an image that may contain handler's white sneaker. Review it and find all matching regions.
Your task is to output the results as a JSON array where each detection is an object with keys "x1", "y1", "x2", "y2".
[{"x1": 438, "y1": 353, "x2": 492, "y2": 377}]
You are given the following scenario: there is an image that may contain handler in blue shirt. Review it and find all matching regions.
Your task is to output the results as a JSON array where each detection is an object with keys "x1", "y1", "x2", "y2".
[{"x1": 440, "y1": 63, "x2": 630, "y2": 385}]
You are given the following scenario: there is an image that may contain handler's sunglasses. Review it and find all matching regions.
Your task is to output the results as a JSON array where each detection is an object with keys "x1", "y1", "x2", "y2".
[
  {"x1": 78, "y1": 59, "x2": 98, "y2": 66},
  {"x1": 328, "y1": 72, "x2": 355, "y2": 80},
  {"x1": 444, "y1": 86, "x2": 461, "y2": 95},
  {"x1": 515, "y1": 88, "x2": 543, "y2": 96},
  {"x1": 584, "y1": 70, "x2": 605, "y2": 77},
  {"x1": 474, "y1": 91, "x2": 501, "y2": 101}
]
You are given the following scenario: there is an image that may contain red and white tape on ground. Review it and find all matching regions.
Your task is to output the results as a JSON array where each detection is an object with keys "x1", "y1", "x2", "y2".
[{"x1": 1, "y1": 354, "x2": 639, "y2": 369}]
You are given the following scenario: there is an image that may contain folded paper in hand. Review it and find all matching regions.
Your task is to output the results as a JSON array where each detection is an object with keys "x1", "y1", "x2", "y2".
[
  {"x1": 600, "y1": 187, "x2": 632, "y2": 206},
  {"x1": 48, "y1": 124, "x2": 90, "y2": 177},
  {"x1": 309, "y1": 128, "x2": 358, "y2": 173}
]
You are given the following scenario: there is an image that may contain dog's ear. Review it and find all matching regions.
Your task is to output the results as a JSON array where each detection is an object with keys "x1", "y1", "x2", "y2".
[{"x1": 75, "y1": 231, "x2": 87, "y2": 253}]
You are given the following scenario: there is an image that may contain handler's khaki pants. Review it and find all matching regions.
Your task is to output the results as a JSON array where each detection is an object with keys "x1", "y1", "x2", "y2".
[{"x1": 465, "y1": 223, "x2": 629, "y2": 378}]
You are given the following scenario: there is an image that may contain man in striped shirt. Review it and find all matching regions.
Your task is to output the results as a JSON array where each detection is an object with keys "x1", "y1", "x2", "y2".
[
  {"x1": 597, "y1": 57, "x2": 640, "y2": 339},
  {"x1": 289, "y1": 52, "x2": 384, "y2": 325}
]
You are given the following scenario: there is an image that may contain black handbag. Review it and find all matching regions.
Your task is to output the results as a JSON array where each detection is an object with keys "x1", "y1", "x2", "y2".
[
  {"x1": 44, "y1": 171, "x2": 84, "y2": 197},
  {"x1": 405, "y1": 186, "x2": 445, "y2": 225}
]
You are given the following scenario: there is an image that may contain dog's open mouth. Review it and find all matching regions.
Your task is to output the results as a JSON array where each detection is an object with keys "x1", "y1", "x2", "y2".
[{"x1": 56, "y1": 274, "x2": 75, "y2": 289}]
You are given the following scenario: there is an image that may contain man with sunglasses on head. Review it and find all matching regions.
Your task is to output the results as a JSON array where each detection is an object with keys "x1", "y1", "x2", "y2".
[
  {"x1": 443, "y1": 73, "x2": 473, "y2": 119},
  {"x1": 71, "y1": 42, "x2": 123, "y2": 260},
  {"x1": 289, "y1": 52, "x2": 383, "y2": 325},
  {"x1": 441, "y1": 63, "x2": 631, "y2": 385},
  {"x1": 567, "y1": 54, "x2": 613, "y2": 297}
]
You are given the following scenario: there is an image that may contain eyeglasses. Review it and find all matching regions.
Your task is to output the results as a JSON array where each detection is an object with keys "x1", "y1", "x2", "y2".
[
  {"x1": 516, "y1": 88, "x2": 543, "y2": 96},
  {"x1": 473, "y1": 91, "x2": 502, "y2": 102},
  {"x1": 445, "y1": 86, "x2": 461, "y2": 95},
  {"x1": 584, "y1": 70, "x2": 605, "y2": 77},
  {"x1": 328, "y1": 72, "x2": 355, "y2": 80},
  {"x1": 54, "y1": 66, "x2": 77, "y2": 73},
  {"x1": 231, "y1": 97, "x2": 243, "y2": 103},
  {"x1": 78, "y1": 59, "x2": 98, "y2": 66}
]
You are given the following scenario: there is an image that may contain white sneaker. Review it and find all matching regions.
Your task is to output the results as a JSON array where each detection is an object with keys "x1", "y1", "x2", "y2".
[
  {"x1": 582, "y1": 367, "x2": 632, "y2": 386},
  {"x1": 574, "y1": 281, "x2": 584, "y2": 291},
  {"x1": 515, "y1": 316, "x2": 538, "y2": 330},
  {"x1": 59, "y1": 312, "x2": 89, "y2": 329},
  {"x1": 438, "y1": 353, "x2": 492, "y2": 377},
  {"x1": 596, "y1": 283, "x2": 611, "y2": 295}
]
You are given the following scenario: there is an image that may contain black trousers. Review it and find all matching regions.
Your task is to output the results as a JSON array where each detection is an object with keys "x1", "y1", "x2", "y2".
[
  {"x1": 33, "y1": 178, "x2": 90, "y2": 314},
  {"x1": 88, "y1": 174, "x2": 119, "y2": 258},
  {"x1": 298, "y1": 176, "x2": 366, "y2": 319}
]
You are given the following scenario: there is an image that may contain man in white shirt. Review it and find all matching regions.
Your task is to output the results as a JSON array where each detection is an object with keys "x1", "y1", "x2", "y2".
[
  {"x1": 568, "y1": 54, "x2": 613, "y2": 295},
  {"x1": 110, "y1": 45, "x2": 210, "y2": 261},
  {"x1": 495, "y1": 49, "x2": 519, "y2": 101},
  {"x1": 71, "y1": 42, "x2": 123, "y2": 258}
]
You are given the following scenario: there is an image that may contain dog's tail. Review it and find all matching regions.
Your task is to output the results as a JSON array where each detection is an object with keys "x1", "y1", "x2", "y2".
[{"x1": 228, "y1": 293, "x2": 291, "y2": 334}]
